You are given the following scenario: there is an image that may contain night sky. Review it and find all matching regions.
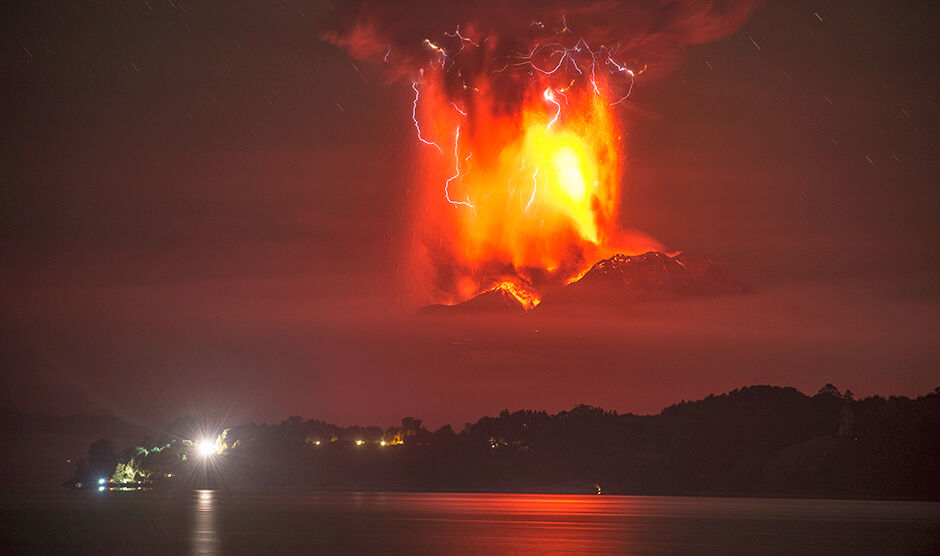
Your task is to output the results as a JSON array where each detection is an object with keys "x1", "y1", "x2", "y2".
[{"x1": 2, "y1": 0, "x2": 937, "y2": 428}]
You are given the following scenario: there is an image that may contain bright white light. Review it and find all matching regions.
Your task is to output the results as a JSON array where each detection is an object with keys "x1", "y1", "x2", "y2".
[
  {"x1": 98, "y1": 485, "x2": 105, "y2": 492},
  {"x1": 197, "y1": 439, "x2": 216, "y2": 457},
  {"x1": 380, "y1": 441, "x2": 387, "y2": 447},
  {"x1": 355, "y1": 440, "x2": 364, "y2": 446},
  {"x1": 98, "y1": 478, "x2": 106, "y2": 485},
  {"x1": 552, "y1": 147, "x2": 587, "y2": 202}
]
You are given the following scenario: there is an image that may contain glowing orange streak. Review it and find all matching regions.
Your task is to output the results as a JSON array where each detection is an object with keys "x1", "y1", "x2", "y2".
[
  {"x1": 492, "y1": 281, "x2": 539, "y2": 310},
  {"x1": 424, "y1": 39, "x2": 446, "y2": 68},
  {"x1": 444, "y1": 26, "x2": 480, "y2": 48}
]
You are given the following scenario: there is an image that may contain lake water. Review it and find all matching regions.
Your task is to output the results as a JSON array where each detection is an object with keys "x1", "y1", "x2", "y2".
[{"x1": 2, "y1": 491, "x2": 938, "y2": 554}]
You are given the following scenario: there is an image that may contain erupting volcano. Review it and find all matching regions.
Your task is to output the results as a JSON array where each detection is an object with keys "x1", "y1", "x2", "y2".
[
  {"x1": 406, "y1": 29, "x2": 660, "y2": 307},
  {"x1": 325, "y1": 1, "x2": 757, "y2": 309}
]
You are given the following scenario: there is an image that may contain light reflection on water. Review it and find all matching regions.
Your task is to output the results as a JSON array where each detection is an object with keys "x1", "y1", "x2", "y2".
[
  {"x1": 178, "y1": 491, "x2": 940, "y2": 555},
  {"x1": 191, "y1": 490, "x2": 218, "y2": 556}
]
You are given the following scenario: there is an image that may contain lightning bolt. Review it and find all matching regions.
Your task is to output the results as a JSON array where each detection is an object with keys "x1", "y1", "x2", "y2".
[
  {"x1": 411, "y1": 82, "x2": 443, "y2": 153},
  {"x1": 543, "y1": 88, "x2": 561, "y2": 130},
  {"x1": 424, "y1": 39, "x2": 447, "y2": 68},
  {"x1": 491, "y1": 26, "x2": 636, "y2": 106},
  {"x1": 444, "y1": 125, "x2": 474, "y2": 208},
  {"x1": 444, "y1": 26, "x2": 480, "y2": 49},
  {"x1": 606, "y1": 58, "x2": 636, "y2": 106},
  {"x1": 408, "y1": 16, "x2": 641, "y2": 215},
  {"x1": 525, "y1": 166, "x2": 539, "y2": 212}
]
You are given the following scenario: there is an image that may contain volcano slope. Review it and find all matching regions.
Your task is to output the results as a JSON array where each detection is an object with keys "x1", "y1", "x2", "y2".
[{"x1": 418, "y1": 252, "x2": 747, "y2": 316}]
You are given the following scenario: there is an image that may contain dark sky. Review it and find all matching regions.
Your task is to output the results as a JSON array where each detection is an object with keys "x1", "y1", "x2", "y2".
[{"x1": 2, "y1": 0, "x2": 938, "y2": 429}]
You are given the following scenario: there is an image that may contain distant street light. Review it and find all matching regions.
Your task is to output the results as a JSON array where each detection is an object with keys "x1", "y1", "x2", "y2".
[{"x1": 197, "y1": 439, "x2": 217, "y2": 457}]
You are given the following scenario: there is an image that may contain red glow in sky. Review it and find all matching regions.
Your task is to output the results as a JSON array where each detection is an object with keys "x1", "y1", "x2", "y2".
[{"x1": 1, "y1": 1, "x2": 937, "y2": 427}]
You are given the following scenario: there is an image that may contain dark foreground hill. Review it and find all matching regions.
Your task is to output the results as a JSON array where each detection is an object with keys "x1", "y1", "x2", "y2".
[
  {"x1": 0, "y1": 410, "x2": 149, "y2": 488},
  {"x1": 63, "y1": 384, "x2": 940, "y2": 500}
]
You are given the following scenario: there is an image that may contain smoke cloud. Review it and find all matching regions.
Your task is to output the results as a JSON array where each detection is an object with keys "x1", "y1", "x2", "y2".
[
  {"x1": 323, "y1": 0, "x2": 759, "y2": 84},
  {"x1": 320, "y1": 1, "x2": 759, "y2": 305}
]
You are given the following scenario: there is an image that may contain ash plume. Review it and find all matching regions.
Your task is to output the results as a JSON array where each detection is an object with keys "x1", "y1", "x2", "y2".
[
  {"x1": 319, "y1": 1, "x2": 759, "y2": 305},
  {"x1": 322, "y1": 0, "x2": 759, "y2": 85}
]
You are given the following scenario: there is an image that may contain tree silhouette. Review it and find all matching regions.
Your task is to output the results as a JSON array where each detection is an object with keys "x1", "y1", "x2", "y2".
[{"x1": 71, "y1": 385, "x2": 940, "y2": 499}]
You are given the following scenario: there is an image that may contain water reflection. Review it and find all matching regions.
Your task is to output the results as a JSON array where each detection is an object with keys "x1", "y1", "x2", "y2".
[
  {"x1": 170, "y1": 491, "x2": 940, "y2": 555},
  {"x1": 191, "y1": 490, "x2": 218, "y2": 556}
]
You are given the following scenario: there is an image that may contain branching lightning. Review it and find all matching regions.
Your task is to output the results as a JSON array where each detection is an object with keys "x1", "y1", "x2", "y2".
[
  {"x1": 398, "y1": 12, "x2": 645, "y2": 303},
  {"x1": 500, "y1": 35, "x2": 637, "y2": 104},
  {"x1": 424, "y1": 38, "x2": 447, "y2": 68},
  {"x1": 323, "y1": 3, "x2": 757, "y2": 306},
  {"x1": 444, "y1": 25, "x2": 480, "y2": 49},
  {"x1": 408, "y1": 16, "x2": 641, "y2": 213}
]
